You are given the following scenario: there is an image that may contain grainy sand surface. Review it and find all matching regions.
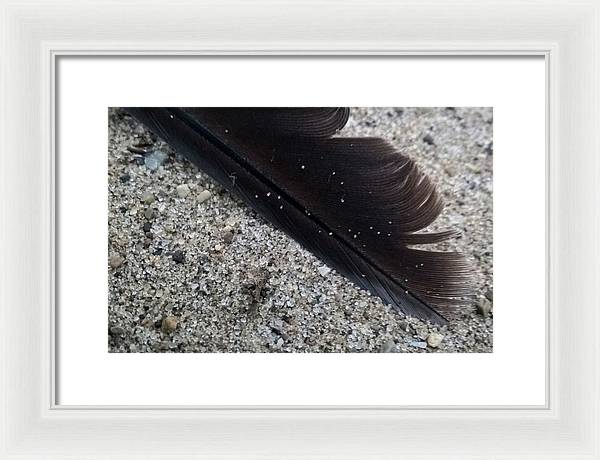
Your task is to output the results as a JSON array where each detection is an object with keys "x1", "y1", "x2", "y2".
[{"x1": 108, "y1": 107, "x2": 493, "y2": 353}]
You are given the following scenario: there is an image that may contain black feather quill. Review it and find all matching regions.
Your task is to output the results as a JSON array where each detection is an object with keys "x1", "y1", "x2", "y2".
[{"x1": 126, "y1": 107, "x2": 474, "y2": 324}]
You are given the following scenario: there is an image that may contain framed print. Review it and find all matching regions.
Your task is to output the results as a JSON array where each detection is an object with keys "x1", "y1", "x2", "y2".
[{"x1": 1, "y1": 0, "x2": 599, "y2": 458}]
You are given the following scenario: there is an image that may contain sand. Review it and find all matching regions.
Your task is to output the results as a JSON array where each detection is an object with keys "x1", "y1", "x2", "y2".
[{"x1": 107, "y1": 107, "x2": 493, "y2": 353}]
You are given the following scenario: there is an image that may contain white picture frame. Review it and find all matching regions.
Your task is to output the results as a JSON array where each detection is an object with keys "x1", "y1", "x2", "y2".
[{"x1": 1, "y1": 0, "x2": 598, "y2": 458}]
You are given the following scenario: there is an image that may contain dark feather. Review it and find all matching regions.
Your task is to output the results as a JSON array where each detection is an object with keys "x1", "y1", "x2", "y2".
[{"x1": 126, "y1": 107, "x2": 474, "y2": 324}]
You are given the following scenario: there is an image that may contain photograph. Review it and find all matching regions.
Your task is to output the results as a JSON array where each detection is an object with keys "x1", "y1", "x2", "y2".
[{"x1": 107, "y1": 107, "x2": 493, "y2": 353}]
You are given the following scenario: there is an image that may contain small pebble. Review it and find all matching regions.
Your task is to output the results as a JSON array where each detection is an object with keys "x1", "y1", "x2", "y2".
[
  {"x1": 143, "y1": 222, "x2": 152, "y2": 233},
  {"x1": 141, "y1": 192, "x2": 155, "y2": 204},
  {"x1": 426, "y1": 333, "x2": 443, "y2": 348},
  {"x1": 398, "y1": 320, "x2": 410, "y2": 333},
  {"x1": 222, "y1": 227, "x2": 234, "y2": 244},
  {"x1": 379, "y1": 339, "x2": 395, "y2": 353},
  {"x1": 422, "y1": 134, "x2": 435, "y2": 145},
  {"x1": 476, "y1": 298, "x2": 492, "y2": 316},
  {"x1": 484, "y1": 142, "x2": 493, "y2": 155},
  {"x1": 176, "y1": 184, "x2": 190, "y2": 198},
  {"x1": 317, "y1": 266, "x2": 331, "y2": 277},
  {"x1": 144, "y1": 150, "x2": 167, "y2": 171},
  {"x1": 408, "y1": 341, "x2": 427, "y2": 349},
  {"x1": 161, "y1": 316, "x2": 178, "y2": 333},
  {"x1": 109, "y1": 326, "x2": 125, "y2": 336},
  {"x1": 172, "y1": 250, "x2": 185, "y2": 264},
  {"x1": 108, "y1": 254, "x2": 124, "y2": 269},
  {"x1": 445, "y1": 166, "x2": 457, "y2": 177},
  {"x1": 197, "y1": 189, "x2": 212, "y2": 204},
  {"x1": 144, "y1": 207, "x2": 155, "y2": 220},
  {"x1": 127, "y1": 145, "x2": 148, "y2": 155},
  {"x1": 119, "y1": 173, "x2": 131, "y2": 183},
  {"x1": 484, "y1": 289, "x2": 493, "y2": 302},
  {"x1": 466, "y1": 163, "x2": 481, "y2": 174},
  {"x1": 415, "y1": 327, "x2": 429, "y2": 340}
]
